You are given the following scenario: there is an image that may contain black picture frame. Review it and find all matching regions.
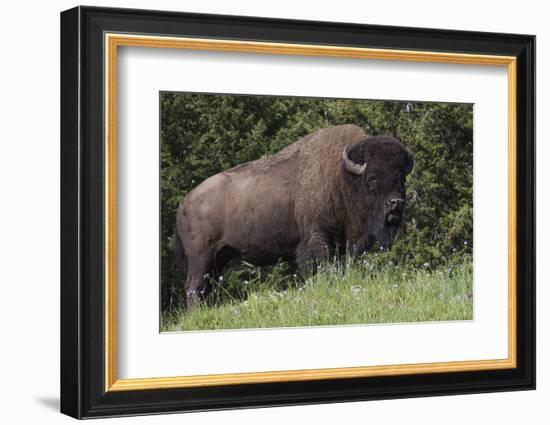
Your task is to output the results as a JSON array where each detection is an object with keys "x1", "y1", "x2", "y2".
[{"x1": 60, "y1": 5, "x2": 535, "y2": 419}]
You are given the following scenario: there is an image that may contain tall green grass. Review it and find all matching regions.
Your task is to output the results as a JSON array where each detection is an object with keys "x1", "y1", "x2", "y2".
[{"x1": 161, "y1": 253, "x2": 473, "y2": 332}]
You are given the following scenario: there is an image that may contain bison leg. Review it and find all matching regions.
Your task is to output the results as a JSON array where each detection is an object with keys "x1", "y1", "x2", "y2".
[
  {"x1": 296, "y1": 231, "x2": 331, "y2": 276},
  {"x1": 184, "y1": 252, "x2": 214, "y2": 311}
]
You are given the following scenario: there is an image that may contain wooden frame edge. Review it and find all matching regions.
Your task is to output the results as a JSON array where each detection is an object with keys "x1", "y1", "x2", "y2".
[
  {"x1": 108, "y1": 358, "x2": 516, "y2": 391},
  {"x1": 507, "y1": 59, "x2": 518, "y2": 369},
  {"x1": 105, "y1": 33, "x2": 118, "y2": 390},
  {"x1": 104, "y1": 33, "x2": 518, "y2": 392}
]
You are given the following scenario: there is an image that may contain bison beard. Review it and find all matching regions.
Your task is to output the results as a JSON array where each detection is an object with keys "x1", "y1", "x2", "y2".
[{"x1": 175, "y1": 124, "x2": 414, "y2": 310}]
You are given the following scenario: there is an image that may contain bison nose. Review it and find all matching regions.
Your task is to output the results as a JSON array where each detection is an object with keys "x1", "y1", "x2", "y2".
[{"x1": 388, "y1": 198, "x2": 405, "y2": 211}]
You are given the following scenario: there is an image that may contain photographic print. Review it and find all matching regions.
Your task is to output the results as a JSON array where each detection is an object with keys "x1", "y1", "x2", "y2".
[
  {"x1": 61, "y1": 8, "x2": 535, "y2": 417},
  {"x1": 160, "y1": 93, "x2": 473, "y2": 332}
]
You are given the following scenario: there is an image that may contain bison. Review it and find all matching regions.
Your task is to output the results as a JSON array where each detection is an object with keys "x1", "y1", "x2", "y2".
[{"x1": 175, "y1": 124, "x2": 413, "y2": 309}]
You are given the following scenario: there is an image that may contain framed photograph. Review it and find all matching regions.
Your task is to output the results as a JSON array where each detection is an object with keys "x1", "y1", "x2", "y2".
[{"x1": 60, "y1": 6, "x2": 535, "y2": 419}]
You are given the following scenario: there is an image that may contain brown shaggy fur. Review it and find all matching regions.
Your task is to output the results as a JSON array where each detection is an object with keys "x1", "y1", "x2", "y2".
[{"x1": 176, "y1": 124, "x2": 413, "y2": 309}]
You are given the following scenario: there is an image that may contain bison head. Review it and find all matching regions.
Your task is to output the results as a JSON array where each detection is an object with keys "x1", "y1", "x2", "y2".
[{"x1": 342, "y1": 135, "x2": 414, "y2": 253}]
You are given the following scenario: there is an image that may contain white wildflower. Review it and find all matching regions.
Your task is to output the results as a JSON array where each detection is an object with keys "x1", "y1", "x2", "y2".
[{"x1": 351, "y1": 285, "x2": 362, "y2": 295}]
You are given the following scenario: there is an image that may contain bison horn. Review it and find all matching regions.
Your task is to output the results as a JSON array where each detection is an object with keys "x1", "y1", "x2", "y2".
[{"x1": 342, "y1": 145, "x2": 367, "y2": 175}]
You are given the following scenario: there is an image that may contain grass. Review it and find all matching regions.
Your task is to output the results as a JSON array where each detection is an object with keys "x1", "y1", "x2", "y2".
[{"x1": 161, "y1": 253, "x2": 473, "y2": 332}]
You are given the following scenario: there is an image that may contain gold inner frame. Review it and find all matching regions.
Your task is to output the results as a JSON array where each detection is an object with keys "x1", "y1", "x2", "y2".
[{"x1": 104, "y1": 33, "x2": 518, "y2": 392}]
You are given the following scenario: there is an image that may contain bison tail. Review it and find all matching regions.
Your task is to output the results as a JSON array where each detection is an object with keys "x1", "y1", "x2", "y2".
[{"x1": 174, "y1": 229, "x2": 187, "y2": 279}]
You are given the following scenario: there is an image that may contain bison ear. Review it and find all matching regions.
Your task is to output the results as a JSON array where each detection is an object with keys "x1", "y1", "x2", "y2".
[{"x1": 404, "y1": 150, "x2": 414, "y2": 175}]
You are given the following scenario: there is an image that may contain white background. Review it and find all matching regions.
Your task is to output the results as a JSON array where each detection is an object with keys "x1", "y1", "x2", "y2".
[
  {"x1": 0, "y1": 0, "x2": 546, "y2": 424},
  {"x1": 118, "y1": 47, "x2": 508, "y2": 379}
]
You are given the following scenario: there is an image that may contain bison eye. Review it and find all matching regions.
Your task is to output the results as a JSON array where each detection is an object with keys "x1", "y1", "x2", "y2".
[{"x1": 366, "y1": 175, "x2": 378, "y2": 191}]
